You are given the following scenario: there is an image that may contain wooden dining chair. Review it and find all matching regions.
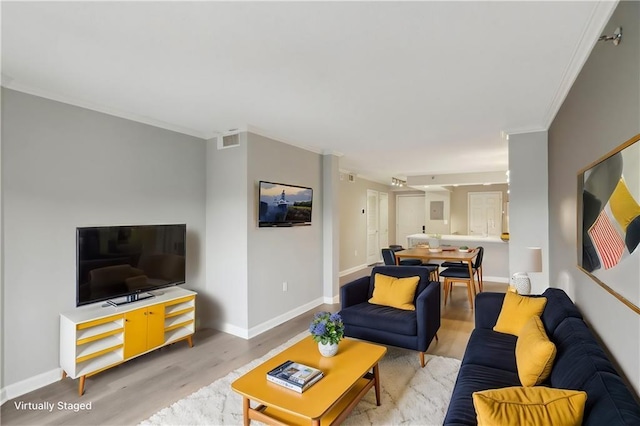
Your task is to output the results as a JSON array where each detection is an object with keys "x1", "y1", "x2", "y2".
[
  {"x1": 441, "y1": 274, "x2": 476, "y2": 309},
  {"x1": 440, "y1": 247, "x2": 484, "y2": 292},
  {"x1": 382, "y1": 248, "x2": 438, "y2": 281},
  {"x1": 390, "y1": 245, "x2": 440, "y2": 281},
  {"x1": 439, "y1": 247, "x2": 484, "y2": 309}
]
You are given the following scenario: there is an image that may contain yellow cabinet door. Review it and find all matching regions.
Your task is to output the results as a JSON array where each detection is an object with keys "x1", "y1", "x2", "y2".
[
  {"x1": 147, "y1": 305, "x2": 165, "y2": 349},
  {"x1": 124, "y1": 308, "x2": 148, "y2": 359}
]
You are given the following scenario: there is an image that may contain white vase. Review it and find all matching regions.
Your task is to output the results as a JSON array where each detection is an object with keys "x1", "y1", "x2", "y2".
[
  {"x1": 512, "y1": 272, "x2": 531, "y2": 294},
  {"x1": 318, "y1": 341, "x2": 338, "y2": 357}
]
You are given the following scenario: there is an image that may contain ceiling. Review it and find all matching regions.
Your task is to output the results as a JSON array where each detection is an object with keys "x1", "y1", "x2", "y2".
[{"x1": 1, "y1": 1, "x2": 616, "y2": 184}]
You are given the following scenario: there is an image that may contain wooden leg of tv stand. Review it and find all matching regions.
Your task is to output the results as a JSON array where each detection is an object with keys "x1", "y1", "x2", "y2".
[
  {"x1": 61, "y1": 370, "x2": 67, "y2": 380},
  {"x1": 78, "y1": 376, "x2": 86, "y2": 396},
  {"x1": 187, "y1": 335, "x2": 193, "y2": 348}
]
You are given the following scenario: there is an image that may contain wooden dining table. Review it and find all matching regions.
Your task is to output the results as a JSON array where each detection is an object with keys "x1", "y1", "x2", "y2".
[{"x1": 393, "y1": 247, "x2": 479, "y2": 290}]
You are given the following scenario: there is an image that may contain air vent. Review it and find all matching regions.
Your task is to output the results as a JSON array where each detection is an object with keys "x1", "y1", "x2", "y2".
[
  {"x1": 217, "y1": 132, "x2": 241, "y2": 150},
  {"x1": 348, "y1": 173, "x2": 356, "y2": 182}
]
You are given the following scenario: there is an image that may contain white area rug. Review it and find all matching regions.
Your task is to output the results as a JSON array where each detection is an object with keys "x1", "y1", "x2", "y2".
[{"x1": 140, "y1": 332, "x2": 460, "y2": 426}]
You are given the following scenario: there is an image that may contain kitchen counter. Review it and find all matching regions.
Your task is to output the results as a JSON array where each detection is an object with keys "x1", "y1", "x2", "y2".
[
  {"x1": 406, "y1": 234, "x2": 506, "y2": 245},
  {"x1": 406, "y1": 234, "x2": 509, "y2": 282}
]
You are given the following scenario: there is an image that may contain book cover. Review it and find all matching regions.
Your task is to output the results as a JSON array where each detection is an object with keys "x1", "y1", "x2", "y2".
[
  {"x1": 267, "y1": 360, "x2": 323, "y2": 386},
  {"x1": 267, "y1": 371, "x2": 323, "y2": 393}
]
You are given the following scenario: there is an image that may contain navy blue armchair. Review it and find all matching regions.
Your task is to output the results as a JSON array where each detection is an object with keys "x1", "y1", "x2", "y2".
[{"x1": 339, "y1": 266, "x2": 441, "y2": 367}]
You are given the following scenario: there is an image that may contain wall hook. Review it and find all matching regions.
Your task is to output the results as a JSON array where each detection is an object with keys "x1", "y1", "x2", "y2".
[{"x1": 599, "y1": 27, "x2": 622, "y2": 46}]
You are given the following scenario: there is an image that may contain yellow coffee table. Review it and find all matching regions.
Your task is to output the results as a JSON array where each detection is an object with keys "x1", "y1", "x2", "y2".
[{"x1": 231, "y1": 336, "x2": 387, "y2": 426}]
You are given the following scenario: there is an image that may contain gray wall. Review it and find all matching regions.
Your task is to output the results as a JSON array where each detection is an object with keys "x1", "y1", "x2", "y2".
[
  {"x1": 509, "y1": 131, "x2": 549, "y2": 294},
  {"x1": 205, "y1": 134, "x2": 249, "y2": 333},
  {"x1": 1, "y1": 89, "x2": 207, "y2": 389},
  {"x1": 0, "y1": 88, "x2": 4, "y2": 397},
  {"x1": 322, "y1": 155, "x2": 340, "y2": 301},
  {"x1": 205, "y1": 132, "x2": 327, "y2": 336},
  {"x1": 246, "y1": 133, "x2": 324, "y2": 330},
  {"x1": 339, "y1": 176, "x2": 396, "y2": 272},
  {"x1": 548, "y1": 0, "x2": 640, "y2": 395}
]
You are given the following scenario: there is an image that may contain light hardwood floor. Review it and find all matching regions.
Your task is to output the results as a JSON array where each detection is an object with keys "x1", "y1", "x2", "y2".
[{"x1": 1, "y1": 269, "x2": 506, "y2": 425}]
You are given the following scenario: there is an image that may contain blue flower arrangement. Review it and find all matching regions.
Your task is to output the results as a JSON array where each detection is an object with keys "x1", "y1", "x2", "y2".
[{"x1": 309, "y1": 311, "x2": 344, "y2": 345}]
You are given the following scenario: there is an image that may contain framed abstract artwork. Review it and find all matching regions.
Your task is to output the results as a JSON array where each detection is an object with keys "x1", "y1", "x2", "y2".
[{"x1": 578, "y1": 133, "x2": 640, "y2": 314}]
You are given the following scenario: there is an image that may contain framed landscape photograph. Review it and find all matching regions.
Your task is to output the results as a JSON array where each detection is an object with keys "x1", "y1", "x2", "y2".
[{"x1": 577, "y1": 133, "x2": 640, "y2": 314}]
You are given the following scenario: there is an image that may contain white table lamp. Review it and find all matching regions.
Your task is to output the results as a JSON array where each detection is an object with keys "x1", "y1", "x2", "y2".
[{"x1": 512, "y1": 247, "x2": 542, "y2": 295}]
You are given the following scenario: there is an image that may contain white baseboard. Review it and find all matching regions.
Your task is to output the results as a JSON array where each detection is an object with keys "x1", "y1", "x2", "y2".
[
  {"x1": 339, "y1": 264, "x2": 369, "y2": 277},
  {"x1": 216, "y1": 322, "x2": 250, "y2": 339},
  {"x1": 1, "y1": 368, "x2": 62, "y2": 405},
  {"x1": 215, "y1": 297, "x2": 325, "y2": 340},
  {"x1": 323, "y1": 294, "x2": 340, "y2": 305}
]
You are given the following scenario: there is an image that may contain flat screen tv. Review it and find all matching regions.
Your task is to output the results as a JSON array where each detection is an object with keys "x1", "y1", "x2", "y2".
[
  {"x1": 76, "y1": 224, "x2": 186, "y2": 306},
  {"x1": 258, "y1": 181, "x2": 313, "y2": 227}
]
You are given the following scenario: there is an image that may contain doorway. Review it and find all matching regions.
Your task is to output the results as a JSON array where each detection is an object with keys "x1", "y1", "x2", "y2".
[
  {"x1": 396, "y1": 194, "x2": 426, "y2": 247},
  {"x1": 366, "y1": 190, "x2": 389, "y2": 265},
  {"x1": 468, "y1": 191, "x2": 503, "y2": 236}
]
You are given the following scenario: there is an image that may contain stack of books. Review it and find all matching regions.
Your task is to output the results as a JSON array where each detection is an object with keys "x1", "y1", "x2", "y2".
[{"x1": 266, "y1": 360, "x2": 324, "y2": 393}]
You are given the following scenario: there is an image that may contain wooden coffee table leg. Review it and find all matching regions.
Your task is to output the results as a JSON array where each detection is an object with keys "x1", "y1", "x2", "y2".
[
  {"x1": 243, "y1": 397, "x2": 250, "y2": 426},
  {"x1": 373, "y1": 363, "x2": 381, "y2": 406}
]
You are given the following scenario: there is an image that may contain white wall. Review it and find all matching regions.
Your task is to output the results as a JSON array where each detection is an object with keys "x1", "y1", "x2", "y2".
[
  {"x1": 548, "y1": 0, "x2": 640, "y2": 396},
  {"x1": 508, "y1": 131, "x2": 549, "y2": 293},
  {"x1": 1, "y1": 89, "x2": 207, "y2": 395}
]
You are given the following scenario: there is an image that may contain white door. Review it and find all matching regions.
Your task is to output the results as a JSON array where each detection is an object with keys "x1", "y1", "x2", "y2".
[
  {"x1": 397, "y1": 194, "x2": 426, "y2": 247},
  {"x1": 366, "y1": 190, "x2": 380, "y2": 265},
  {"x1": 468, "y1": 192, "x2": 503, "y2": 236},
  {"x1": 379, "y1": 192, "x2": 389, "y2": 250}
]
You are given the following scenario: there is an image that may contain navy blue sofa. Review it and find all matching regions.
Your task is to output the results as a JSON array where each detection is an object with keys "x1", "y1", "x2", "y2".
[
  {"x1": 444, "y1": 288, "x2": 640, "y2": 425},
  {"x1": 339, "y1": 265, "x2": 440, "y2": 368}
]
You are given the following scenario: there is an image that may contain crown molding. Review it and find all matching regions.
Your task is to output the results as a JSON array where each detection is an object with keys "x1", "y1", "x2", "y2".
[
  {"x1": 502, "y1": 127, "x2": 548, "y2": 137},
  {"x1": 542, "y1": 0, "x2": 618, "y2": 128},
  {"x1": 322, "y1": 149, "x2": 344, "y2": 157},
  {"x1": 1, "y1": 79, "x2": 207, "y2": 139},
  {"x1": 243, "y1": 124, "x2": 325, "y2": 155}
]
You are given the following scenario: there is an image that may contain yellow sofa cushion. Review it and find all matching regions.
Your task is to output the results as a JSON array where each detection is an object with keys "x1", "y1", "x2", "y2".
[
  {"x1": 473, "y1": 386, "x2": 587, "y2": 426},
  {"x1": 516, "y1": 315, "x2": 557, "y2": 386},
  {"x1": 368, "y1": 273, "x2": 420, "y2": 311},
  {"x1": 494, "y1": 291, "x2": 547, "y2": 336}
]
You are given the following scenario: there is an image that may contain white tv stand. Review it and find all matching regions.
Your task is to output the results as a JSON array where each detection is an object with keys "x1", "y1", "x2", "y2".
[{"x1": 60, "y1": 286, "x2": 196, "y2": 395}]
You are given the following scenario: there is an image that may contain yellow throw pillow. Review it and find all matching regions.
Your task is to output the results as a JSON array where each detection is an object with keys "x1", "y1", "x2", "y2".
[
  {"x1": 494, "y1": 291, "x2": 547, "y2": 336},
  {"x1": 473, "y1": 386, "x2": 586, "y2": 426},
  {"x1": 516, "y1": 315, "x2": 557, "y2": 386},
  {"x1": 368, "y1": 273, "x2": 420, "y2": 311}
]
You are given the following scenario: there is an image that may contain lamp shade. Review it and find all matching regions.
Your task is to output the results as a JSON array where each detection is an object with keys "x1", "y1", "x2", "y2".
[{"x1": 522, "y1": 247, "x2": 543, "y2": 273}]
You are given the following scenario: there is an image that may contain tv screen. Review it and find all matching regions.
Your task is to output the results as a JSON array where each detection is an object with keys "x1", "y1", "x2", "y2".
[
  {"x1": 258, "y1": 181, "x2": 313, "y2": 227},
  {"x1": 76, "y1": 224, "x2": 186, "y2": 306}
]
